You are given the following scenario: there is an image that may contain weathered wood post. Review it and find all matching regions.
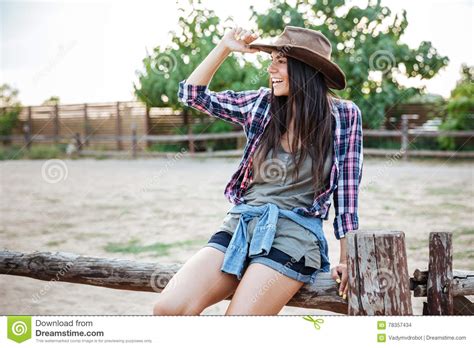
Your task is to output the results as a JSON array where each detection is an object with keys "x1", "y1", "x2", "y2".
[
  {"x1": 424, "y1": 232, "x2": 453, "y2": 315},
  {"x1": 26, "y1": 106, "x2": 33, "y2": 149},
  {"x1": 182, "y1": 109, "x2": 194, "y2": 155},
  {"x1": 54, "y1": 103, "x2": 60, "y2": 144},
  {"x1": 144, "y1": 105, "x2": 151, "y2": 150},
  {"x1": 400, "y1": 114, "x2": 418, "y2": 161},
  {"x1": 116, "y1": 101, "x2": 123, "y2": 151},
  {"x1": 83, "y1": 103, "x2": 90, "y2": 147},
  {"x1": 131, "y1": 123, "x2": 137, "y2": 158},
  {"x1": 74, "y1": 132, "x2": 82, "y2": 152},
  {"x1": 23, "y1": 123, "x2": 31, "y2": 150},
  {"x1": 347, "y1": 230, "x2": 412, "y2": 315}
]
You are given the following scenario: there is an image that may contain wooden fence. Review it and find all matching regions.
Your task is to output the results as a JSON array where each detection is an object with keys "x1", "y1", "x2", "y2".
[
  {"x1": 0, "y1": 231, "x2": 472, "y2": 315},
  {"x1": 1, "y1": 102, "x2": 473, "y2": 158}
]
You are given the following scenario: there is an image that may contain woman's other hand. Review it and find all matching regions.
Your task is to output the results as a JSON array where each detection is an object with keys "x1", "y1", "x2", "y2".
[{"x1": 331, "y1": 262, "x2": 349, "y2": 300}]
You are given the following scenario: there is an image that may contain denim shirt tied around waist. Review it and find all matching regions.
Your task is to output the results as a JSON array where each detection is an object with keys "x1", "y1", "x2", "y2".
[{"x1": 221, "y1": 202, "x2": 330, "y2": 280}]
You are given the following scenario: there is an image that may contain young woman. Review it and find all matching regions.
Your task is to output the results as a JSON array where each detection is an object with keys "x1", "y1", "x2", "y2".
[{"x1": 153, "y1": 26, "x2": 363, "y2": 315}]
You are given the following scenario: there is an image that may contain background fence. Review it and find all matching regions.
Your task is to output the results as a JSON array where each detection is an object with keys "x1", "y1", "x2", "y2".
[{"x1": 1, "y1": 101, "x2": 473, "y2": 158}]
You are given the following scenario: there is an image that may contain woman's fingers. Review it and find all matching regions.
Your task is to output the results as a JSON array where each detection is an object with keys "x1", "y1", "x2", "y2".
[
  {"x1": 340, "y1": 267, "x2": 349, "y2": 299},
  {"x1": 233, "y1": 28, "x2": 258, "y2": 42},
  {"x1": 244, "y1": 32, "x2": 259, "y2": 44},
  {"x1": 331, "y1": 267, "x2": 341, "y2": 282},
  {"x1": 234, "y1": 27, "x2": 243, "y2": 39},
  {"x1": 343, "y1": 282, "x2": 349, "y2": 299}
]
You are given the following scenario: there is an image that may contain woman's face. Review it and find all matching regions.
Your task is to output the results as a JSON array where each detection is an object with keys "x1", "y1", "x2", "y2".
[{"x1": 267, "y1": 50, "x2": 289, "y2": 96}]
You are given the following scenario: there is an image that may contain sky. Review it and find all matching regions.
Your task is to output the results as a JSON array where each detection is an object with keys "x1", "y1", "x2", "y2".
[{"x1": 0, "y1": 0, "x2": 473, "y2": 105}]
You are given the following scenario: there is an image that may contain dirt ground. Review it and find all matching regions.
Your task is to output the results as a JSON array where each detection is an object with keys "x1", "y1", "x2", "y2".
[{"x1": 1, "y1": 156, "x2": 473, "y2": 315}]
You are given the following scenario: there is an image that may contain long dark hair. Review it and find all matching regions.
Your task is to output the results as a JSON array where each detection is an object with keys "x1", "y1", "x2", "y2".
[{"x1": 252, "y1": 55, "x2": 337, "y2": 195}]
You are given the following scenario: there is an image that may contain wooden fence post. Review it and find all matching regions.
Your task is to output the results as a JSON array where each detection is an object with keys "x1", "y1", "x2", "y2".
[
  {"x1": 74, "y1": 132, "x2": 82, "y2": 152},
  {"x1": 400, "y1": 114, "x2": 418, "y2": 160},
  {"x1": 23, "y1": 124, "x2": 31, "y2": 150},
  {"x1": 424, "y1": 232, "x2": 453, "y2": 315},
  {"x1": 145, "y1": 105, "x2": 151, "y2": 149},
  {"x1": 183, "y1": 109, "x2": 194, "y2": 154},
  {"x1": 24, "y1": 106, "x2": 33, "y2": 149},
  {"x1": 131, "y1": 123, "x2": 137, "y2": 158},
  {"x1": 54, "y1": 104, "x2": 60, "y2": 144},
  {"x1": 116, "y1": 102, "x2": 123, "y2": 151},
  {"x1": 83, "y1": 103, "x2": 89, "y2": 147},
  {"x1": 347, "y1": 230, "x2": 413, "y2": 315}
]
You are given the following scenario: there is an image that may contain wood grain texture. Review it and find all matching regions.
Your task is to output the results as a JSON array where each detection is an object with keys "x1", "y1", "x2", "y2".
[
  {"x1": 425, "y1": 232, "x2": 453, "y2": 315},
  {"x1": 0, "y1": 250, "x2": 348, "y2": 314},
  {"x1": 347, "y1": 230, "x2": 412, "y2": 315}
]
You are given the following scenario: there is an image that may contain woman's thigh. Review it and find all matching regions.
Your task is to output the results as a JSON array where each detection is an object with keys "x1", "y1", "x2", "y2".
[
  {"x1": 225, "y1": 262, "x2": 305, "y2": 315},
  {"x1": 153, "y1": 246, "x2": 240, "y2": 315}
]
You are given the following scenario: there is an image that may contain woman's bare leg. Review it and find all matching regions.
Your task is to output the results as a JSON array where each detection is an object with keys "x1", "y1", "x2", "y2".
[
  {"x1": 224, "y1": 262, "x2": 304, "y2": 315},
  {"x1": 152, "y1": 246, "x2": 240, "y2": 315}
]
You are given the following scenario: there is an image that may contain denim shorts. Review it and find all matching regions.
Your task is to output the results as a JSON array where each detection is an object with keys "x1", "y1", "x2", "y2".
[{"x1": 205, "y1": 230, "x2": 319, "y2": 284}]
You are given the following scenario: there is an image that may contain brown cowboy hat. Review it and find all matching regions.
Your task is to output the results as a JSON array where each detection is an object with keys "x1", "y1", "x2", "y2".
[{"x1": 248, "y1": 26, "x2": 346, "y2": 90}]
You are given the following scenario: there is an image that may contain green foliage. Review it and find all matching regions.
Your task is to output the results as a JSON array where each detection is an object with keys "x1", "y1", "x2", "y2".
[
  {"x1": 27, "y1": 144, "x2": 65, "y2": 159},
  {"x1": 104, "y1": 238, "x2": 206, "y2": 256},
  {"x1": 0, "y1": 108, "x2": 20, "y2": 136},
  {"x1": 135, "y1": 0, "x2": 449, "y2": 131},
  {"x1": 134, "y1": 0, "x2": 268, "y2": 112},
  {"x1": 0, "y1": 84, "x2": 22, "y2": 138},
  {"x1": 438, "y1": 64, "x2": 474, "y2": 150},
  {"x1": 250, "y1": 0, "x2": 449, "y2": 128},
  {"x1": 148, "y1": 143, "x2": 186, "y2": 152},
  {"x1": 42, "y1": 96, "x2": 60, "y2": 106},
  {"x1": 0, "y1": 144, "x2": 67, "y2": 160}
]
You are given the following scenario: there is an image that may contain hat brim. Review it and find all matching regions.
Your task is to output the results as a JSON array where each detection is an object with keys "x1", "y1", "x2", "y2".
[{"x1": 248, "y1": 43, "x2": 346, "y2": 90}]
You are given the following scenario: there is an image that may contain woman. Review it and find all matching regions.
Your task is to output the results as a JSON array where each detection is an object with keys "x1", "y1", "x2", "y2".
[{"x1": 153, "y1": 26, "x2": 363, "y2": 315}]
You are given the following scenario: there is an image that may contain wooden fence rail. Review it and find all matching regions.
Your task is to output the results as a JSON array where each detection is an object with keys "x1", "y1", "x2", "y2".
[
  {"x1": 1, "y1": 104, "x2": 474, "y2": 158},
  {"x1": 0, "y1": 231, "x2": 473, "y2": 315}
]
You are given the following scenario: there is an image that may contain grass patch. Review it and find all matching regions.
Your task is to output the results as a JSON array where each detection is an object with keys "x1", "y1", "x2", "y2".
[
  {"x1": 104, "y1": 238, "x2": 207, "y2": 256},
  {"x1": 406, "y1": 240, "x2": 426, "y2": 251},
  {"x1": 456, "y1": 228, "x2": 474, "y2": 236},
  {"x1": 454, "y1": 250, "x2": 474, "y2": 259},
  {"x1": 425, "y1": 187, "x2": 464, "y2": 196},
  {"x1": 73, "y1": 232, "x2": 108, "y2": 240},
  {"x1": 46, "y1": 240, "x2": 64, "y2": 247},
  {"x1": 0, "y1": 144, "x2": 67, "y2": 160}
]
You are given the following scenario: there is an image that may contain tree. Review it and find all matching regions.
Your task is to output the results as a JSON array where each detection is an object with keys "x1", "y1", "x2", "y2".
[
  {"x1": 250, "y1": 0, "x2": 449, "y2": 128},
  {"x1": 0, "y1": 84, "x2": 22, "y2": 143},
  {"x1": 438, "y1": 64, "x2": 474, "y2": 150},
  {"x1": 42, "y1": 96, "x2": 60, "y2": 106},
  {"x1": 133, "y1": 0, "x2": 270, "y2": 139},
  {"x1": 133, "y1": 0, "x2": 269, "y2": 138}
]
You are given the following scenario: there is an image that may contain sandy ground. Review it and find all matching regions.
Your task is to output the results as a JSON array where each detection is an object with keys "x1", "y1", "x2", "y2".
[{"x1": 0, "y1": 156, "x2": 473, "y2": 315}]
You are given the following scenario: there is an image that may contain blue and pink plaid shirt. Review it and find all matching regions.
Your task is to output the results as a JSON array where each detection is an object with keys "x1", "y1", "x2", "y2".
[{"x1": 178, "y1": 79, "x2": 363, "y2": 240}]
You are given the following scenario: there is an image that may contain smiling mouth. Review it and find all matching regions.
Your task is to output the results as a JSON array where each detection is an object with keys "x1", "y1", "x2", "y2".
[{"x1": 272, "y1": 78, "x2": 284, "y2": 87}]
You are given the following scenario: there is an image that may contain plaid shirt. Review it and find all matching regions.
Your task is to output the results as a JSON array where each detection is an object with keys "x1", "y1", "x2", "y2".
[{"x1": 178, "y1": 79, "x2": 363, "y2": 240}]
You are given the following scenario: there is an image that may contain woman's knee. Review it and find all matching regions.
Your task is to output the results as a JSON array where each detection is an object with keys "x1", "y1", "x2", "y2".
[{"x1": 152, "y1": 296, "x2": 201, "y2": 316}]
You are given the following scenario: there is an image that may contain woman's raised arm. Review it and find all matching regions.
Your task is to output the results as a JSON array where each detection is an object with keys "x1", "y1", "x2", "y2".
[
  {"x1": 186, "y1": 27, "x2": 259, "y2": 85},
  {"x1": 178, "y1": 27, "x2": 269, "y2": 129}
]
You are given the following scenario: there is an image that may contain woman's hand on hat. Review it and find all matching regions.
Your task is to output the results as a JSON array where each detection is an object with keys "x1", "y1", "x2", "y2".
[{"x1": 220, "y1": 26, "x2": 260, "y2": 53}]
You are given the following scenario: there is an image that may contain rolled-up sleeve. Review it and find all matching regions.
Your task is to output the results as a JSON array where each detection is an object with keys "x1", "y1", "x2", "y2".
[
  {"x1": 333, "y1": 102, "x2": 364, "y2": 239},
  {"x1": 177, "y1": 79, "x2": 267, "y2": 129}
]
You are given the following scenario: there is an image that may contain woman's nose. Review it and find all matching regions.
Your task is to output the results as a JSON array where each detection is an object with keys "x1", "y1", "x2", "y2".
[{"x1": 267, "y1": 63, "x2": 277, "y2": 73}]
